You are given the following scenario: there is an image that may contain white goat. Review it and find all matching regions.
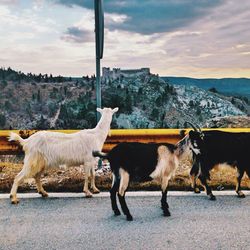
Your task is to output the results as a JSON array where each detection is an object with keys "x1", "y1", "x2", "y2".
[{"x1": 9, "y1": 107, "x2": 118, "y2": 204}]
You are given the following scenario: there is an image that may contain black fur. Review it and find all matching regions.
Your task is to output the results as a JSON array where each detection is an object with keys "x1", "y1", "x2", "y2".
[
  {"x1": 93, "y1": 142, "x2": 177, "y2": 220},
  {"x1": 109, "y1": 142, "x2": 175, "y2": 181},
  {"x1": 189, "y1": 130, "x2": 250, "y2": 199}
]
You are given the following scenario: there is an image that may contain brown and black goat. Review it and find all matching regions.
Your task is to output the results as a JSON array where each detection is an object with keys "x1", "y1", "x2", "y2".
[{"x1": 93, "y1": 135, "x2": 191, "y2": 221}]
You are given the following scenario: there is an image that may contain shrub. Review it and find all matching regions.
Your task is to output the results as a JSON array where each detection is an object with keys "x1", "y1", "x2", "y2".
[{"x1": 0, "y1": 113, "x2": 6, "y2": 127}]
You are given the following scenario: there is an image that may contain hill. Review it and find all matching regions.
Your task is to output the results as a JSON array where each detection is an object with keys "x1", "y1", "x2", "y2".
[
  {"x1": 162, "y1": 77, "x2": 250, "y2": 99},
  {"x1": 0, "y1": 67, "x2": 248, "y2": 129}
]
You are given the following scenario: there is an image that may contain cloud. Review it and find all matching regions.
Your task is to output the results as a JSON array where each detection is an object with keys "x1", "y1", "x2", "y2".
[
  {"x1": 1, "y1": 0, "x2": 250, "y2": 78},
  {"x1": 59, "y1": 7, "x2": 96, "y2": 43},
  {"x1": 0, "y1": 0, "x2": 18, "y2": 5},
  {"x1": 97, "y1": 0, "x2": 250, "y2": 78},
  {"x1": 54, "y1": 0, "x2": 224, "y2": 34},
  {"x1": 61, "y1": 26, "x2": 94, "y2": 43},
  {"x1": 52, "y1": 0, "x2": 93, "y2": 9}
]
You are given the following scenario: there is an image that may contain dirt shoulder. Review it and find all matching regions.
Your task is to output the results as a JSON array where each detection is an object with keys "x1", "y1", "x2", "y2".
[{"x1": 0, "y1": 156, "x2": 249, "y2": 194}]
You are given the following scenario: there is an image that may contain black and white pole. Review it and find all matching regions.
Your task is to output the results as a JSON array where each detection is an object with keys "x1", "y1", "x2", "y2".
[{"x1": 94, "y1": 0, "x2": 104, "y2": 121}]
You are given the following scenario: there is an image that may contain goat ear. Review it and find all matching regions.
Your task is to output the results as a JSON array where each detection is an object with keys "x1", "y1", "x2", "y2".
[
  {"x1": 189, "y1": 130, "x2": 194, "y2": 137},
  {"x1": 179, "y1": 129, "x2": 186, "y2": 138},
  {"x1": 96, "y1": 108, "x2": 102, "y2": 113},
  {"x1": 112, "y1": 107, "x2": 119, "y2": 113}
]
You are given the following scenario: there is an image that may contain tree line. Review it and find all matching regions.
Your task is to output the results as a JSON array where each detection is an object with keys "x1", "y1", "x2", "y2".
[{"x1": 0, "y1": 67, "x2": 72, "y2": 83}]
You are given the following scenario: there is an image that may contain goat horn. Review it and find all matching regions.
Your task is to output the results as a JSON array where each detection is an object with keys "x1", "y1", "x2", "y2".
[
  {"x1": 196, "y1": 124, "x2": 203, "y2": 133},
  {"x1": 185, "y1": 121, "x2": 198, "y2": 132}
]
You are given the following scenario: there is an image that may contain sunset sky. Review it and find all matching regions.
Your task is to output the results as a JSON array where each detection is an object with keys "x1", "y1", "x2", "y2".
[{"x1": 0, "y1": 0, "x2": 250, "y2": 78}]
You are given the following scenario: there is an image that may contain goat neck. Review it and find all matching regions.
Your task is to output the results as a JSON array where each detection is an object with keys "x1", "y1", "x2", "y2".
[
  {"x1": 95, "y1": 112, "x2": 113, "y2": 138},
  {"x1": 174, "y1": 135, "x2": 190, "y2": 159}
]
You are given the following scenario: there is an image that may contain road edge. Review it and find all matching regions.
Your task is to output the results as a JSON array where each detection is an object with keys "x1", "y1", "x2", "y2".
[{"x1": 1, "y1": 190, "x2": 250, "y2": 199}]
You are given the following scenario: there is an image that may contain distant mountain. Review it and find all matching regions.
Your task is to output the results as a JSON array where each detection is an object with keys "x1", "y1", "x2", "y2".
[{"x1": 161, "y1": 77, "x2": 250, "y2": 99}]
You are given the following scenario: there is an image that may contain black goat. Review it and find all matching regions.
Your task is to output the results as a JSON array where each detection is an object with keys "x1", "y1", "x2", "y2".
[
  {"x1": 93, "y1": 137, "x2": 190, "y2": 221},
  {"x1": 188, "y1": 129, "x2": 250, "y2": 200}
]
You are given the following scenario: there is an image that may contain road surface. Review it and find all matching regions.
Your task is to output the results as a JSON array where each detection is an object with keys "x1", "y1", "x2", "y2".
[{"x1": 0, "y1": 191, "x2": 250, "y2": 250}]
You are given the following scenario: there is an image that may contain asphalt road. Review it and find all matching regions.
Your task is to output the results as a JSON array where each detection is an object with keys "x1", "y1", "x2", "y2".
[{"x1": 0, "y1": 191, "x2": 250, "y2": 250}]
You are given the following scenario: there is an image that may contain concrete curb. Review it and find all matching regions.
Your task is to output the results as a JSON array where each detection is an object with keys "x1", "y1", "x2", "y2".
[{"x1": 1, "y1": 190, "x2": 250, "y2": 199}]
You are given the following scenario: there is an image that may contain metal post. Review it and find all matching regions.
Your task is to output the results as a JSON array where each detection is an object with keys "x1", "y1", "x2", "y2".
[
  {"x1": 95, "y1": 59, "x2": 101, "y2": 120},
  {"x1": 94, "y1": 0, "x2": 104, "y2": 122},
  {"x1": 94, "y1": 0, "x2": 104, "y2": 169}
]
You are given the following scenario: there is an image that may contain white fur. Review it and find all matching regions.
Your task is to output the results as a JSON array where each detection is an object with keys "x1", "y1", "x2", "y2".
[{"x1": 9, "y1": 107, "x2": 118, "y2": 203}]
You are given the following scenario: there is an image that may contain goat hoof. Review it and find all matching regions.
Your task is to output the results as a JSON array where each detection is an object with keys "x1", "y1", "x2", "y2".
[
  {"x1": 85, "y1": 192, "x2": 93, "y2": 198},
  {"x1": 237, "y1": 192, "x2": 245, "y2": 198},
  {"x1": 92, "y1": 189, "x2": 100, "y2": 194},
  {"x1": 209, "y1": 195, "x2": 216, "y2": 201},
  {"x1": 163, "y1": 210, "x2": 171, "y2": 217},
  {"x1": 114, "y1": 210, "x2": 121, "y2": 216},
  {"x1": 126, "y1": 215, "x2": 133, "y2": 221},
  {"x1": 11, "y1": 199, "x2": 19, "y2": 205},
  {"x1": 194, "y1": 188, "x2": 201, "y2": 194},
  {"x1": 39, "y1": 192, "x2": 49, "y2": 198}
]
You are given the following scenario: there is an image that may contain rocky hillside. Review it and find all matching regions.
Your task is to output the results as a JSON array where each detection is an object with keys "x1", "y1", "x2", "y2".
[
  {"x1": 205, "y1": 116, "x2": 250, "y2": 128},
  {"x1": 0, "y1": 68, "x2": 248, "y2": 129}
]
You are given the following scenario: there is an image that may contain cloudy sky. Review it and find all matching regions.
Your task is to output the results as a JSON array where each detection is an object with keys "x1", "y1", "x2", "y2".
[{"x1": 0, "y1": 0, "x2": 250, "y2": 78}]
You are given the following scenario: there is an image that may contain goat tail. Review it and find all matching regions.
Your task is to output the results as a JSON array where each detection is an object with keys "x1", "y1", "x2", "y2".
[
  {"x1": 8, "y1": 132, "x2": 26, "y2": 146},
  {"x1": 92, "y1": 150, "x2": 108, "y2": 159}
]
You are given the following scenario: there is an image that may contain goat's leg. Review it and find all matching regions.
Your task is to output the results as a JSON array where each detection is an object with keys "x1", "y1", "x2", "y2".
[
  {"x1": 199, "y1": 175, "x2": 215, "y2": 200},
  {"x1": 161, "y1": 177, "x2": 171, "y2": 216},
  {"x1": 118, "y1": 169, "x2": 132, "y2": 221},
  {"x1": 90, "y1": 166, "x2": 100, "y2": 194},
  {"x1": 190, "y1": 163, "x2": 201, "y2": 193},
  {"x1": 110, "y1": 173, "x2": 121, "y2": 216},
  {"x1": 161, "y1": 190, "x2": 171, "y2": 217},
  {"x1": 83, "y1": 164, "x2": 92, "y2": 198},
  {"x1": 236, "y1": 168, "x2": 245, "y2": 198},
  {"x1": 34, "y1": 173, "x2": 48, "y2": 198},
  {"x1": 118, "y1": 194, "x2": 132, "y2": 221},
  {"x1": 10, "y1": 169, "x2": 26, "y2": 204}
]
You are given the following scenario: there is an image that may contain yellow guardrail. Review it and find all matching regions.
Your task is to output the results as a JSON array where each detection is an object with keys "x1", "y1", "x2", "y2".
[{"x1": 0, "y1": 128, "x2": 250, "y2": 155}]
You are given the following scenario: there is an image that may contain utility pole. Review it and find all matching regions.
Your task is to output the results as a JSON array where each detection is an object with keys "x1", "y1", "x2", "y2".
[{"x1": 94, "y1": 0, "x2": 104, "y2": 121}]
